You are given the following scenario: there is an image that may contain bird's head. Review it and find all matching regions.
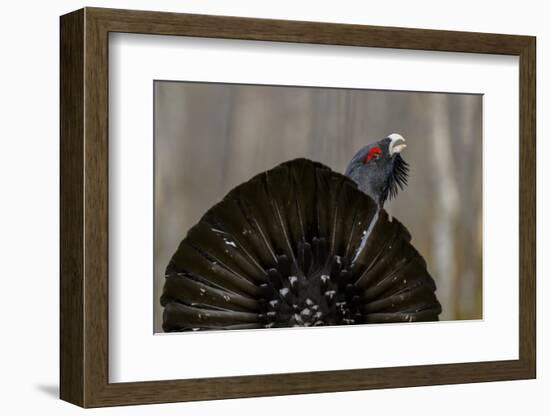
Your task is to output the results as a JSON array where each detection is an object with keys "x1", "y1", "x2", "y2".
[{"x1": 345, "y1": 133, "x2": 410, "y2": 207}]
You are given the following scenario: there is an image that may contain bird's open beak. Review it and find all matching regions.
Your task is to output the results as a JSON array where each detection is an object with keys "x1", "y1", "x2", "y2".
[{"x1": 388, "y1": 133, "x2": 407, "y2": 156}]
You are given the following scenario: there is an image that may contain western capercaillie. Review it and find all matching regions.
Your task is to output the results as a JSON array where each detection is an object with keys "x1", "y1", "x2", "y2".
[{"x1": 161, "y1": 133, "x2": 442, "y2": 331}]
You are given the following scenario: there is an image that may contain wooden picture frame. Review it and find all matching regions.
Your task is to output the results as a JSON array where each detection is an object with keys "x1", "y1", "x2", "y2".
[{"x1": 60, "y1": 7, "x2": 536, "y2": 408}]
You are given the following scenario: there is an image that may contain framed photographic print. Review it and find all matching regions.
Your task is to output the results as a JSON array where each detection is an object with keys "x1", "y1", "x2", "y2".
[{"x1": 60, "y1": 7, "x2": 536, "y2": 408}]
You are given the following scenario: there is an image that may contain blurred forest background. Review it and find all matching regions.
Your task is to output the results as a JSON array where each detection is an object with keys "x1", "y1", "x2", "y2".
[{"x1": 154, "y1": 81, "x2": 483, "y2": 332}]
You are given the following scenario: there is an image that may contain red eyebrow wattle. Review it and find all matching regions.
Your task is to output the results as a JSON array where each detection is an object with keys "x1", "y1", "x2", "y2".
[{"x1": 365, "y1": 146, "x2": 382, "y2": 162}]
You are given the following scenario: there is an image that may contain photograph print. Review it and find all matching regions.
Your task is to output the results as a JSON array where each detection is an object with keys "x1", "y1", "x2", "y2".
[{"x1": 154, "y1": 81, "x2": 482, "y2": 333}]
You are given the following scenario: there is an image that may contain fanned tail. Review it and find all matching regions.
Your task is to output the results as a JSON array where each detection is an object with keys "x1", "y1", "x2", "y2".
[{"x1": 162, "y1": 158, "x2": 441, "y2": 332}]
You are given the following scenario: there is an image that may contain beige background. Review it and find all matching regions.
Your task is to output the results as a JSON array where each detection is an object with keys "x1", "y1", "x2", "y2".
[{"x1": 154, "y1": 81, "x2": 482, "y2": 332}]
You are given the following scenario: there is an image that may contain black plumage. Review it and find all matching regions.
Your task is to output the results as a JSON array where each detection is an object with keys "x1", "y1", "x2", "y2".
[{"x1": 161, "y1": 158, "x2": 441, "y2": 332}]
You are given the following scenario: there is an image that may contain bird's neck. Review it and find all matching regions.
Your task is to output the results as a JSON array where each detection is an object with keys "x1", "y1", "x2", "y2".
[{"x1": 345, "y1": 170, "x2": 385, "y2": 208}]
